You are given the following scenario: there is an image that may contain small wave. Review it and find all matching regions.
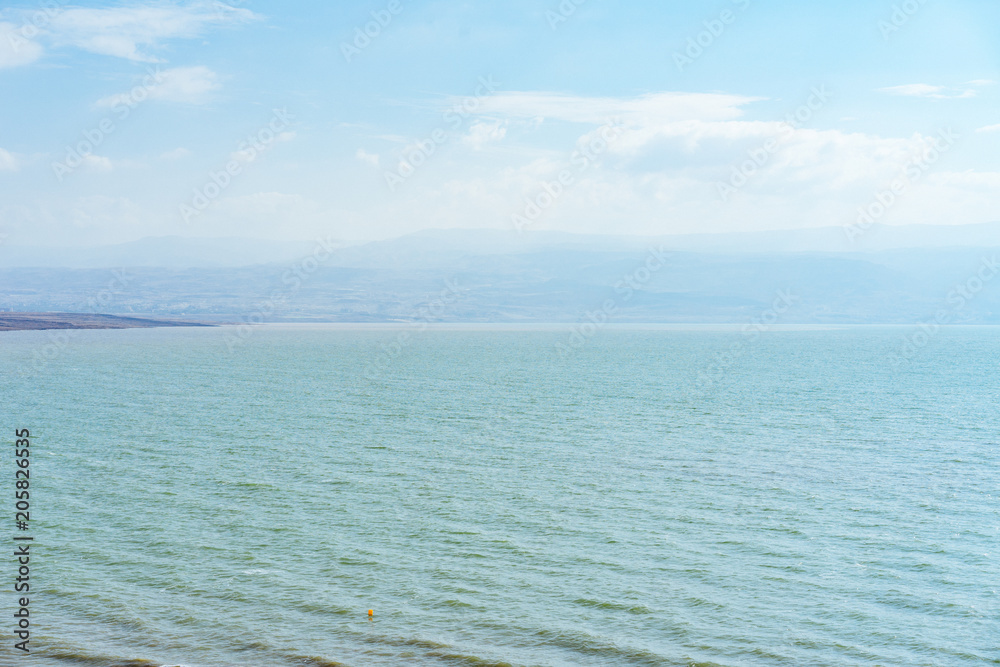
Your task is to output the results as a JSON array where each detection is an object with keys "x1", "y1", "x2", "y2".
[
  {"x1": 531, "y1": 627, "x2": 671, "y2": 664},
  {"x1": 223, "y1": 481, "x2": 277, "y2": 490},
  {"x1": 354, "y1": 633, "x2": 518, "y2": 665},
  {"x1": 439, "y1": 598, "x2": 474, "y2": 608},
  {"x1": 234, "y1": 640, "x2": 272, "y2": 652},
  {"x1": 363, "y1": 636, "x2": 450, "y2": 651},
  {"x1": 291, "y1": 656, "x2": 349, "y2": 667},
  {"x1": 42, "y1": 651, "x2": 159, "y2": 667},
  {"x1": 293, "y1": 601, "x2": 351, "y2": 616},
  {"x1": 338, "y1": 556, "x2": 379, "y2": 566},
  {"x1": 572, "y1": 597, "x2": 653, "y2": 614},
  {"x1": 423, "y1": 650, "x2": 516, "y2": 666}
]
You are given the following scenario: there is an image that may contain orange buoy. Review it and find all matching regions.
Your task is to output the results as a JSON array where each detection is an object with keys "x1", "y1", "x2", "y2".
[{"x1": 368, "y1": 609, "x2": 373, "y2": 617}]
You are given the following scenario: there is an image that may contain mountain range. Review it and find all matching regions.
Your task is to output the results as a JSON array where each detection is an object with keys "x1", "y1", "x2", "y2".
[{"x1": 1, "y1": 223, "x2": 998, "y2": 325}]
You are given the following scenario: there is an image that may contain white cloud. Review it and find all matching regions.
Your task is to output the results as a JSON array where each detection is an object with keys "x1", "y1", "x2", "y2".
[
  {"x1": 206, "y1": 192, "x2": 328, "y2": 237},
  {"x1": 880, "y1": 83, "x2": 947, "y2": 97},
  {"x1": 216, "y1": 192, "x2": 315, "y2": 215},
  {"x1": 0, "y1": 21, "x2": 43, "y2": 68},
  {"x1": 931, "y1": 170, "x2": 1000, "y2": 188},
  {"x1": 70, "y1": 195, "x2": 143, "y2": 231},
  {"x1": 0, "y1": 147, "x2": 20, "y2": 171},
  {"x1": 160, "y1": 147, "x2": 193, "y2": 160},
  {"x1": 352, "y1": 87, "x2": 995, "y2": 238},
  {"x1": 879, "y1": 83, "x2": 977, "y2": 99},
  {"x1": 95, "y1": 66, "x2": 220, "y2": 107},
  {"x1": 456, "y1": 92, "x2": 957, "y2": 198},
  {"x1": 230, "y1": 131, "x2": 295, "y2": 164},
  {"x1": 146, "y1": 65, "x2": 219, "y2": 103},
  {"x1": 474, "y1": 91, "x2": 759, "y2": 125},
  {"x1": 328, "y1": 89, "x2": 996, "y2": 238},
  {"x1": 11, "y1": 82, "x2": 999, "y2": 244},
  {"x1": 975, "y1": 124, "x2": 1000, "y2": 133},
  {"x1": 80, "y1": 155, "x2": 114, "y2": 172},
  {"x1": 355, "y1": 148, "x2": 379, "y2": 167},
  {"x1": 463, "y1": 120, "x2": 508, "y2": 149},
  {"x1": 48, "y1": 2, "x2": 258, "y2": 62}
]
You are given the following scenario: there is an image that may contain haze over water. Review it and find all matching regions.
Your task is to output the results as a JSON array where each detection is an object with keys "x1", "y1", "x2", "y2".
[{"x1": 2, "y1": 325, "x2": 997, "y2": 666}]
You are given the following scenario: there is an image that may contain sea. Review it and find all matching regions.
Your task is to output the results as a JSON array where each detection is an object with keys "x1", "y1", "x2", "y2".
[{"x1": 1, "y1": 324, "x2": 997, "y2": 666}]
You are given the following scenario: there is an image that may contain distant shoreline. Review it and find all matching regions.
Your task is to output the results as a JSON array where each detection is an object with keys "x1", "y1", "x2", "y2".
[{"x1": 0, "y1": 312, "x2": 217, "y2": 332}]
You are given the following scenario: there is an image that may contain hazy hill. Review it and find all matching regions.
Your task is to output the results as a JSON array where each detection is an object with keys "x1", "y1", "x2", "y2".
[
  {"x1": 0, "y1": 236, "x2": 322, "y2": 269},
  {"x1": 2, "y1": 224, "x2": 998, "y2": 325},
  {"x1": 3, "y1": 222, "x2": 1000, "y2": 269}
]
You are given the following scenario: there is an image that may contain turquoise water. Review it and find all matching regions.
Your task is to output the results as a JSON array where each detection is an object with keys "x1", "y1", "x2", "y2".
[{"x1": 1, "y1": 325, "x2": 998, "y2": 666}]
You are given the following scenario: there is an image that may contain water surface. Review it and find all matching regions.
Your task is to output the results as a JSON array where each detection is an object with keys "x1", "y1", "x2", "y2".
[{"x1": 1, "y1": 325, "x2": 997, "y2": 666}]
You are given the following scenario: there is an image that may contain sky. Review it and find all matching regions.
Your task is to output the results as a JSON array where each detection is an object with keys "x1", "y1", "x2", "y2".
[{"x1": 0, "y1": 0, "x2": 998, "y2": 246}]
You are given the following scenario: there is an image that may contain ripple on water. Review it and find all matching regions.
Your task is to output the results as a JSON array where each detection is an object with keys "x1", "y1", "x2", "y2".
[{"x1": 4, "y1": 327, "x2": 998, "y2": 666}]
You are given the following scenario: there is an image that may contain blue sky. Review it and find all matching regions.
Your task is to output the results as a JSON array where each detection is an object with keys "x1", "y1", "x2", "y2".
[{"x1": 0, "y1": 0, "x2": 998, "y2": 245}]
